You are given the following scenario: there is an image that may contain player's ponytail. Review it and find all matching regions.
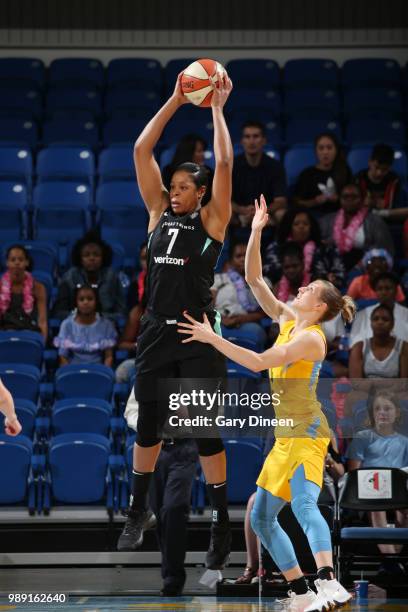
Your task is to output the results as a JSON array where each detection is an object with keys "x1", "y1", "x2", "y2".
[{"x1": 318, "y1": 280, "x2": 357, "y2": 324}]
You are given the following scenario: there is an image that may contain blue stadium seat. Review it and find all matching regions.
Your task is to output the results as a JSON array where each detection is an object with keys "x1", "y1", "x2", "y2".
[
  {"x1": 32, "y1": 182, "x2": 91, "y2": 246},
  {"x1": 96, "y1": 181, "x2": 144, "y2": 208},
  {"x1": 347, "y1": 146, "x2": 408, "y2": 179},
  {"x1": 104, "y1": 89, "x2": 160, "y2": 119},
  {"x1": 162, "y1": 119, "x2": 216, "y2": 147},
  {"x1": 45, "y1": 433, "x2": 112, "y2": 507},
  {"x1": 55, "y1": 364, "x2": 115, "y2": 401},
  {"x1": 0, "y1": 146, "x2": 32, "y2": 185},
  {"x1": 0, "y1": 58, "x2": 45, "y2": 91},
  {"x1": 346, "y1": 119, "x2": 406, "y2": 147},
  {"x1": 49, "y1": 58, "x2": 104, "y2": 90},
  {"x1": 42, "y1": 119, "x2": 99, "y2": 149},
  {"x1": 0, "y1": 118, "x2": 38, "y2": 149},
  {"x1": 224, "y1": 439, "x2": 263, "y2": 502},
  {"x1": 37, "y1": 147, "x2": 95, "y2": 185},
  {"x1": 285, "y1": 119, "x2": 342, "y2": 147},
  {"x1": 0, "y1": 182, "x2": 28, "y2": 242},
  {"x1": 2, "y1": 241, "x2": 58, "y2": 277},
  {"x1": 52, "y1": 398, "x2": 112, "y2": 436},
  {"x1": 283, "y1": 59, "x2": 338, "y2": 90},
  {"x1": 0, "y1": 435, "x2": 37, "y2": 512},
  {"x1": 165, "y1": 59, "x2": 196, "y2": 93},
  {"x1": 9, "y1": 399, "x2": 38, "y2": 438},
  {"x1": 98, "y1": 147, "x2": 135, "y2": 182},
  {"x1": 284, "y1": 89, "x2": 340, "y2": 120},
  {"x1": 107, "y1": 58, "x2": 162, "y2": 92},
  {"x1": 109, "y1": 242, "x2": 126, "y2": 270},
  {"x1": 0, "y1": 364, "x2": 40, "y2": 403},
  {"x1": 0, "y1": 331, "x2": 44, "y2": 369},
  {"x1": 343, "y1": 89, "x2": 403, "y2": 121},
  {"x1": 284, "y1": 146, "x2": 316, "y2": 186},
  {"x1": 46, "y1": 89, "x2": 102, "y2": 120},
  {"x1": 0, "y1": 89, "x2": 42, "y2": 120},
  {"x1": 342, "y1": 58, "x2": 401, "y2": 90},
  {"x1": 102, "y1": 118, "x2": 145, "y2": 147},
  {"x1": 226, "y1": 89, "x2": 281, "y2": 118},
  {"x1": 225, "y1": 59, "x2": 280, "y2": 90}
]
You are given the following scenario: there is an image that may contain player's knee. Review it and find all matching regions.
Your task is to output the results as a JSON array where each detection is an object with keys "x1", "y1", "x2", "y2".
[
  {"x1": 291, "y1": 492, "x2": 317, "y2": 526},
  {"x1": 196, "y1": 437, "x2": 224, "y2": 457},
  {"x1": 136, "y1": 432, "x2": 162, "y2": 447},
  {"x1": 250, "y1": 506, "x2": 278, "y2": 539}
]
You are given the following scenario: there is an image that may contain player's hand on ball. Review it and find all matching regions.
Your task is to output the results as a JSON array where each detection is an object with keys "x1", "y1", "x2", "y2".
[
  {"x1": 178, "y1": 312, "x2": 216, "y2": 344},
  {"x1": 210, "y1": 70, "x2": 233, "y2": 109},
  {"x1": 172, "y1": 72, "x2": 189, "y2": 105},
  {"x1": 4, "y1": 415, "x2": 22, "y2": 436},
  {"x1": 252, "y1": 194, "x2": 269, "y2": 231}
]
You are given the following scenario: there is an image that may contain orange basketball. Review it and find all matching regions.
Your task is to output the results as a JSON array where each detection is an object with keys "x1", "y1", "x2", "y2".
[{"x1": 181, "y1": 58, "x2": 225, "y2": 107}]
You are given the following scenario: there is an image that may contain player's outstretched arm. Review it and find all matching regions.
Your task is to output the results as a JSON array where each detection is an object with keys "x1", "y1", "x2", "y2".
[
  {"x1": 202, "y1": 70, "x2": 233, "y2": 240},
  {"x1": 245, "y1": 195, "x2": 295, "y2": 323},
  {"x1": 0, "y1": 378, "x2": 22, "y2": 436},
  {"x1": 134, "y1": 74, "x2": 188, "y2": 223},
  {"x1": 178, "y1": 315, "x2": 325, "y2": 372}
]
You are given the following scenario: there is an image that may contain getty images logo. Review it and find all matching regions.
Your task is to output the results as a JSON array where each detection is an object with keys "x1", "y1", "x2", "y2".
[{"x1": 153, "y1": 255, "x2": 189, "y2": 266}]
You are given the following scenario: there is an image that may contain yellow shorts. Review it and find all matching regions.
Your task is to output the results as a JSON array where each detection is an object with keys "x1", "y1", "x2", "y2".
[{"x1": 256, "y1": 436, "x2": 330, "y2": 502}]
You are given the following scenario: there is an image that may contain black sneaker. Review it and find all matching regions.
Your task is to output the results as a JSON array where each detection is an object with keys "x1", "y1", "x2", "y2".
[
  {"x1": 205, "y1": 521, "x2": 231, "y2": 569},
  {"x1": 117, "y1": 508, "x2": 156, "y2": 551}
]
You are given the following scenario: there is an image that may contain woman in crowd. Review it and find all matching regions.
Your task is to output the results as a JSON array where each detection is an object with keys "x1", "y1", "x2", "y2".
[
  {"x1": 263, "y1": 208, "x2": 345, "y2": 288},
  {"x1": 293, "y1": 133, "x2": 352, "y2": 217},
  {"x1": 0, "y1": 245, "x2": 47, "y2": 340},
  {"x1": 52, "y1": 230, "x2": 126, "y2": 323},
  {"x1": 54, "y1": 285, "x2": 117, "y2": 367},
  {"x1": 347, "y1": 249, "x2": 405, "y2": 304}
]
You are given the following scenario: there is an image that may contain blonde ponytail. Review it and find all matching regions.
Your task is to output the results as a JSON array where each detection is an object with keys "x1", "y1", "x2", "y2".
[
  {"x1": 318, "y1": 280, "x2": 357, "y2": 323},
  {"x1": 340, "y1": 295, "x2": 357, "y2": 324}
]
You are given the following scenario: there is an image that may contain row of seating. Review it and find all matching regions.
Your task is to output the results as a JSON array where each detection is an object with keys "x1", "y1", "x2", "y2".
[
  {"x1": 2, "y1": 86, "x2": 407, "y2": 123},
  {"x1": 1, "y1": 116, "x2": 406, "y2": 150},
  {"x1": 1, "y1": 57, "x2": 407, "y2": 93}
]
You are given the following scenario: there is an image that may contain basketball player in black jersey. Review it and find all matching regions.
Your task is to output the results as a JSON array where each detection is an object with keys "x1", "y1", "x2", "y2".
[{"x1": 117, "y1": 69, "x2": 233, "y2": 571}]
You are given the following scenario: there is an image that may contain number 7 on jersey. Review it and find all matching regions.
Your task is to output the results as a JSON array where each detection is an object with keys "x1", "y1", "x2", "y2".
[{"x1": 166, "y1": 228, "x2": 179, "y2": 255}]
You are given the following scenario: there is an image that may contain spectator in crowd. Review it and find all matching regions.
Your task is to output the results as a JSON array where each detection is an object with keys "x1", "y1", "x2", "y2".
[
  {"x1": 262, "y1": 208, "x2": 345, "y2": 288},
  {"x1": 127, "y1": 243, "x2": 148, "y2": 312},
  {"x1": 319, "y1": 183, "x2": 394, "y2": 271},
  {"x1": 161, "y1": 133, "x2": 213, "y2": 206},
  {"x1": 350, "y1": 272, "x2": 408, "y2": 348},
  {"x1": 347, "y1": 249, "x2": 406, "y2": 304},
  {"x1": 349, "y1": 304, "x2": 408, "y2": 380},
  {"x1": 115, "y1": 298, "x2": 146, "y2": 384},
  {"x1": 273, "y1": 243, "x2": 305, "y2": 305},
  {"x1": 0, "y1": 245, "x2": 47, "y2": 340},
  {"x1": 54, "y1": 285, "x2": 117, "y2": 367},
  {"x1": 347, "y1": 390, "x2": 408, "y2": 574},
  {"x1": 213, "y1": 242, "x2": 267, "y2": 349},
  {"x1": 293, "y1": 133, "x2": 352, "y2": 217},
  {"x1": 355, "y1": 143, "x2": 407, "y2": 212},
  {"x1": 231, "y1": 121, "x2": 287, "y2": 228},
  {"x1": 52, "y1": 230, "x2": 126, "y2": 323}
]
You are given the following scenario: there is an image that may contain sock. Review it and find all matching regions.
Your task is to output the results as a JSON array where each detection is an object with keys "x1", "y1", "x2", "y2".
[
  {"x1": 206, "y1": 482, "x2": 229, "y2": 523},
  {"x1": 289, "y1": 576, "x2": 308, "y2": 595},
  {"x1": 129, "y1": 470, "x2": 152, "y2": 512},
  {"x1": 317, "y1": 566, "x2": 335, "y2": 581}
]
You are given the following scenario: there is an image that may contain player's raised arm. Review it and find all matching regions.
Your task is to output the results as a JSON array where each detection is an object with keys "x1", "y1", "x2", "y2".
[
  {"x1": 202, "y1": 70, "x2": 233, "y2": 239},
  {"x1": 245, "y1": 195, "x2": 295, "y2": 323},
  {"x1": 0, "y1": 378, "x2": 21, "y2": 436},
  {"x1": 134, "y1": 74, "x2": 188, "y2": 225}
]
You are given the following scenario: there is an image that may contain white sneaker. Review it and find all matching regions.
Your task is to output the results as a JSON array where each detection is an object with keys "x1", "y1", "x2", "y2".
[
  {"x1": 303, "y1": 578, "x2": 353, "y2": 611},
  {"x1": 278, "y1": 588, "x2": 322, "y2": 611}
]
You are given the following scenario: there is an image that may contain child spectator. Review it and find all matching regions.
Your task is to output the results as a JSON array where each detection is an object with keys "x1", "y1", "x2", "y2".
[
  {"x1": 127, "y1": 243, "x2": 147, "y2": 312},
  {"x1": 293, "y1": 133, "x2": 352, "y2": 217},
  {"x1": 262, "y1": 207, "x2": 345, "y2": 288},
  {"x1": 349, "y1": 304, "x2": 408, "y2": 380},
  {"x1": 347, "y1": 249, "x2": 405, "y2": 303},
  {"x1": 54, "y1": 285, "x2": 117, "y2": 367},
  {"x1": 350, "y1": 272, "x2": 408, "y2": 348},
  {"x1": 232, "y1": 121, "x2": 287, "y2": 228},
  {"x1": 319, "y1": 183, "x2": 394, "y2": 271},
  {"x1": 52, "y1": 230, "x2": 126, "y2": 323},
  {"x1": 213, "y1": 242, "x2": 268, "y2": 349},
  {"x1": 0, "y1": 245, "x2": 47, "y2": 340},
  {"x1": 347, "y1": 390, "x2": 408, "y2": 574}
]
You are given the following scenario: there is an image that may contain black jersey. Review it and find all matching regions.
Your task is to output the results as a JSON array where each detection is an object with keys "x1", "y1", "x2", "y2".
[{"x1": 145, "y1": 206, "x2": 222, "y2": 319}]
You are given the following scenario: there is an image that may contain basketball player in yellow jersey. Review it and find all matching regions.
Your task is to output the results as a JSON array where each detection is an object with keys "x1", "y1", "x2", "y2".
[
  {"x1": 178, "y1": 195, "x2": 355, "y2": 611},
  {"x1": 0, "y1": 378, "x2": 21, "y2": 436}
]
